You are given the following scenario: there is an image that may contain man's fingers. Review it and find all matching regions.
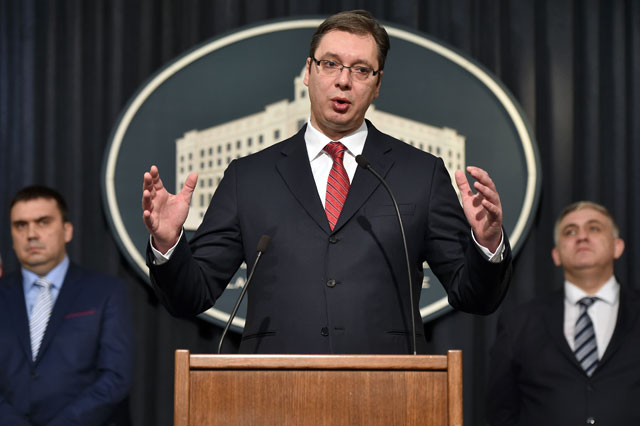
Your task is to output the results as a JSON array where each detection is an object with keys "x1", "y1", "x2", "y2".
[
  {"x1": 467, "y1": 166, "x2": 496, "y2": 191},
  {"x1": 481, "y1": 198, "x2": 502, "y2": 218},
  {"x1": 473, "y1": 181, "x2": 500, "y2": 206},
  {"x1": 181, "y1": 172, "x2": 198, "y2": 199},
  {"x1": 142, "y1": 209, "x2": 156, "y2": 232},
  {"x1": 455, "y1": 170, "x2": 472, "y2": 195},
  {"x1": 142, "y1": 189, "x2": 151, "y2": 211}
]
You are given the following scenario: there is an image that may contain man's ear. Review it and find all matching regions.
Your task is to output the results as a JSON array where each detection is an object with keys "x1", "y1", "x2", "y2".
[
  {"x1": 373, "y1": 70, "x2": 383, "y2": 99},
  {"x1": 64, "y1": 222, "x2": 74, "y2": 244},
  {"x1": 551, "y1": 247, "x2": 562, "y2": 267},
  {"x1": 613, "y1": 238, "x2": 625, "y2": 260},
  {"x1": 303, "y1": 58, "x2": 311, "y2": 86}
]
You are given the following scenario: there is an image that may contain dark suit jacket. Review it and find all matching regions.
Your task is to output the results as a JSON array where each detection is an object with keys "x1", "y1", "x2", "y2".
[
  {"x1": 148, "y1": 121, "x2": 512, "y2": 354},
  {"x1": 0, "y1": 263, "x2": 134, "y2": 426},
  {"x1": 487, "y1": 286, "x2": 640, "y2": 425}
]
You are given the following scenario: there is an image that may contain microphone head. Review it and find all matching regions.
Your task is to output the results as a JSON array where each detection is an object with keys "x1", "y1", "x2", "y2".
[
  {"x1": 257, "y1": 235, "x2": 271, "y2": 253},
  {"x1": 355, "y1": 155, "x2": 370, "y2": 169}
]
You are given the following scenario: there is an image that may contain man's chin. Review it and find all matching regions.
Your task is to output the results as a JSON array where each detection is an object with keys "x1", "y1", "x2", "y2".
[{"x1": 22, "y1": 257, "x2": 47, "y2": 268}]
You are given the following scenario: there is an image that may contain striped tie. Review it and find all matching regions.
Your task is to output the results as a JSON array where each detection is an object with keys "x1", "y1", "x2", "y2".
[
  {"x1": 323, "y1": 142, "x2": 350, "y2": 230},
  {"x1": 574, "y1": 297, "x2": 598, "y2": 376},
  {"x1": 30, "y1": 278, "x2": 53, "y2": 361}
]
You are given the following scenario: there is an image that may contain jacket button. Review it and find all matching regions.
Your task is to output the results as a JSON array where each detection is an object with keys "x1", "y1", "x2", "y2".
[
  {"x1": 321, "y1": 327, "x2": 329, "y2": 336},
  {"x1": 326, "y1": 279, "x2": 336, "y2": 288},
  {"x1": 328, "y1": 235, "x2": 339, "y2": 244},
  {"x1": 586, "y1": 417, "x2": 596, "y2": 424}
]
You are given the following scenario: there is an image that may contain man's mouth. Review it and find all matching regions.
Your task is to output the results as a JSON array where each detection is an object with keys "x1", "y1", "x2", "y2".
[
  {"x1": 27, "y1": 245, "x2": 44, "y2": 253},
  {"x1": 331, "y1": 97, "x2": 351, "y2": 112}
]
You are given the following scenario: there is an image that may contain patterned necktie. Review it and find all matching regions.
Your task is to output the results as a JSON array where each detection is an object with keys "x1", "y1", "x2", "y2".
[
  {"x1": 323, "y1": 142, "x2": 350, "y2": 230},
  {"x1": 30, "y1": 278, "x2": 53, "y2": 361},
  {"x1": 574, "y1": 297, "x2": 598, "y2": 376}
]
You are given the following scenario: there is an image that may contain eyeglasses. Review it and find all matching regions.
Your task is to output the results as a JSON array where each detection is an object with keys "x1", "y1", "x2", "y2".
[{"x1": 311, "y1": 57, "x2": 380, "y2": 81}]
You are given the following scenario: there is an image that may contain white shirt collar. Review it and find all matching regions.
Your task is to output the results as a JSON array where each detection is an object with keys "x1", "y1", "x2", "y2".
[
  {"x1": 304, "y1": 119, "x2": 368, "y2": 162},
  {"x1": 564, "y1": 275, "x2": 619, "y2": 306}
]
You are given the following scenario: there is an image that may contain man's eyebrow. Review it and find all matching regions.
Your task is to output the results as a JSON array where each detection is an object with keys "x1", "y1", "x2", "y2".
[
  {"x1": 11, "y1": 215, "x2": 52, "y2": 225},
  {"x1": 321, "y1": 52, "x2": 374, "y2": 67},
  {"x1": 561, "y1": 219, "x2": 605, "y2": 232}
]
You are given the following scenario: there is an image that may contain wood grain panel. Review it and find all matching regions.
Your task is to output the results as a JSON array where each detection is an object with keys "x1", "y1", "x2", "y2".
[{"x1": 175, "y1": 350, "x2": 462, "y2": 426}]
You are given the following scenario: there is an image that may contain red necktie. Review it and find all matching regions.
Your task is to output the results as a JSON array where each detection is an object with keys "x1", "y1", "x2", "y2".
[{"x1": 323, "y1": 142, "x2": 350, "y2": 230}]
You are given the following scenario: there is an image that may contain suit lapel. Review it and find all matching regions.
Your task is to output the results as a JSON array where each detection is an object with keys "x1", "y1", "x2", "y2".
[
  {"x1": 276, "y1": 128, "x2": 331, "y2": 234},
  {"x1": 541, "y1": 291, "x2": 583, "y2": 371},
  {"x1": 598, "y1": 286, "x2": 640, "y2": 368},
  {"x1": 4, "y1": 272, "x2": 33, "y2": 361},
  {"x1": 333, "y1": 121, "x2": 394, "y2": 232},
  {"x1": 35, "y1": 264, "x2": 81, "y2": 363},
  {"x1": 276, "y1": 122, "x2": 395, "y2": 234}
]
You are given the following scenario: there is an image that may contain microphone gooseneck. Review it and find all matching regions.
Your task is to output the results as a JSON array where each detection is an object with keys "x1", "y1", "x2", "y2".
[
  {"x1": 355, "y1": 155, "x2": 418, "y2": 355},
  {"x1": 217, "y1": 235, "x2": 271, "y2": 354}
]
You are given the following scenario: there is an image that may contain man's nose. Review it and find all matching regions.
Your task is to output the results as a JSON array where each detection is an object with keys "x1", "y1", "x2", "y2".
[
  {"x1": 576, "y1": 228, "x2": 589, "y2": 240},
  {"x1": 335, "y1": 67, "x2": 352, "y2": 87},
  {"x1": 27, "y1": 223, "x2": 38, "y2": 239}
]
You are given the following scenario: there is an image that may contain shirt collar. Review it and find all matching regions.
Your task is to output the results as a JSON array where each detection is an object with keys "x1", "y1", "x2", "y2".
[
  {"x1": 22, "y1": 256, "x2": 70, "y2": 291},
  {"x1": 305, "y1": 119, "x2": 368, "y2": 162},
  {"x1": 564, "y1": 275, "x2": 619, "y2": 306}
]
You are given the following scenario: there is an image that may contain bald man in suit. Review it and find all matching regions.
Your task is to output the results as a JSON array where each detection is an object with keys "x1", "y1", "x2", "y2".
[{"x1": 487, "y1": 201, "x2": 640, "y2": 425}]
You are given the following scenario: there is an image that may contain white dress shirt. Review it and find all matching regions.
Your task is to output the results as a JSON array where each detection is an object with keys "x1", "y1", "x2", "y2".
[
  {"x1": 563, "y1": 276, "x2": 620, "y2": 358},
  {"x1": 305, "y1": 119, "x2": 367, "y2": 207}
]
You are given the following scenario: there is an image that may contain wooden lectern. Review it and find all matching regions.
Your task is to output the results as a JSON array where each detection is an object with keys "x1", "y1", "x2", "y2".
[{"x1": 174, "y1": 350, "x2": 462, "y2": 426}]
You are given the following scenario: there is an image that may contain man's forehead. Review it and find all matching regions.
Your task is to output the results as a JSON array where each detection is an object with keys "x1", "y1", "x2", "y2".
[
  {"x1": 10, "y1": 198, "x2": 61, "y2": 219},
  {"x1": 560, "y1": 208, "x2": 611, "y2": 227},
  {"x1": 315, "y1": 30, "x2": 377, "y2": 60}
]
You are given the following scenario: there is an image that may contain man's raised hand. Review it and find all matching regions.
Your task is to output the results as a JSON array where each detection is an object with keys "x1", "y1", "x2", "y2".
[
  {"x1": 455, "y1": 166, "x2": 503, "y2": 252},
  {"x1": 142, "y1": 165, "x2": 198, "y2": 253}
]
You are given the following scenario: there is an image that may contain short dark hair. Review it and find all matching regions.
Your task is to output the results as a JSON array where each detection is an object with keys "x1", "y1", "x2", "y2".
[
  {"x1": 10, "y1": 185, "x2": 70, "y2": 223},
  {"x1": 309, "y1": 10, "x2": 390, "y2": 71}
]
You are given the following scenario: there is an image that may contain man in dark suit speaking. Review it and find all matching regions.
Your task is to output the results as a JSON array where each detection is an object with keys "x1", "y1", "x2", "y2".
[
  {"x1": 487, "y1": 201, "x2": 640, "y2": 425},
  {"x1": 0, "y1": 186, "x2": 133, "y2": 425},
  {"x1": 142, "y1": 10, "x2": 512, "y2": 354}
]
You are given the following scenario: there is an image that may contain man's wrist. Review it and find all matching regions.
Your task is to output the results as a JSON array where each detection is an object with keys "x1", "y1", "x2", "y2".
[
  {"x1": 472, "y1": 229, "x2": 505, "y2": 263},
  {"x1": 150, "y1": 230, "x2": 183, "y2": 265}
]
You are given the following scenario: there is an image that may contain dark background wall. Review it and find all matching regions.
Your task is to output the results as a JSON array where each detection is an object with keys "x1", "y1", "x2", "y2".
[{"x1": 1, "y1": 1, "x2": 638, "y2": 425}]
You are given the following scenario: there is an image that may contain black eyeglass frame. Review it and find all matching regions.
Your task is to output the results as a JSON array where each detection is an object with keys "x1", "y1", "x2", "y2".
[{"x1": 310, "y1": 57, "x2": 381, "y2": 79}]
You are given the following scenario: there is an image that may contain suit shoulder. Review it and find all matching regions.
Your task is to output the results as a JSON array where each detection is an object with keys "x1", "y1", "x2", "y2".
[
  {"x1": 367, "y1": 121, "x2": 440, "y2": 164},
  {"x1": 498, "y1": 291, "x2": 561, "y2": 324},
  {"x1": 236, "y1": 128, "x2": 302, "y2": 164},
  {"x1": 621, "y1": 285, "x2": 640, "y2": 302},
  {"x1": 0, "y1": 270, "x2": 20, "y2": 284},
  {"x1": 66, "y1": 263, "x2": 126, "y2": 291}
]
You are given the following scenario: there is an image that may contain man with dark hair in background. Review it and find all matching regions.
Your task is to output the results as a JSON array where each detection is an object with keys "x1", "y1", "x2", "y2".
[
  {"x1": 0, "y1": 185, "x2": 133, "y2": 426},
  {"x1": 142, "y1": 10, "x2": 512, "y2": 354},
  {"x1": 487, "y1": 201, "x2": 640, "y2": 425}
]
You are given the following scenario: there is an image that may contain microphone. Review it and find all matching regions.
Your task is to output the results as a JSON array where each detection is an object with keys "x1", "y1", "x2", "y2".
[
  {"x1": 217, "y1": 234, "x2": 271, "y2": 354},
  {"x1": 355, "y1": 155, "x2": 418, "y2": 355}
]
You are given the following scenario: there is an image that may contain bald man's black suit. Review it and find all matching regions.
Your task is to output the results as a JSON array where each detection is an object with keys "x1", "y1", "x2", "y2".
[
  {"x1": 148, "y1": 121, "x2": 512, "y2": 354},
  {"x1": 487, "y1": 287, "x2": 640, "y2": 425}
]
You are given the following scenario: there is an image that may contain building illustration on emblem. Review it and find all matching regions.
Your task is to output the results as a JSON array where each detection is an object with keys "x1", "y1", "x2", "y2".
[{"x1": 177, "y1": 68, "x2": 466, "y2": 230}]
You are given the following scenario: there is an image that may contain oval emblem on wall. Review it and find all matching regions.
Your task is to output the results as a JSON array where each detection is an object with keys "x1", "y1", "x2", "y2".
[{"x1": 102, "y1": 18, "x2": 541, "y2": 333}]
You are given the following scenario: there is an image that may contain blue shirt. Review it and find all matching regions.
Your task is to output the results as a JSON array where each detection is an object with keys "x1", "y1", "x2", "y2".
[{"x1": 22, "y1": 256, "x2": 69, "y2": 320}]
